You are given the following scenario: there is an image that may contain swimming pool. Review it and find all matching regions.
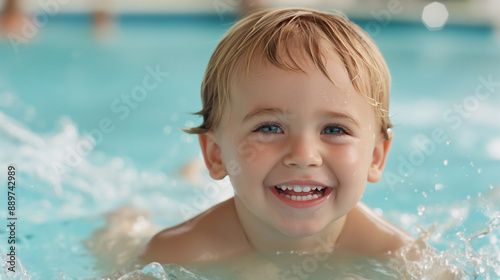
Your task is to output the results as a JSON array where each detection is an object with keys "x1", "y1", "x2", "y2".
[{"x1": 0, "y1": 13, "x2": 499, "y2": 279}]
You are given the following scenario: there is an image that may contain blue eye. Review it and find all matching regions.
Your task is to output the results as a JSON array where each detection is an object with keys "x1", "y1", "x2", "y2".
[
  {"x1": 256, "y1": 123, "x2": 283, "y2": 134},
  {"x1": 322, "y1": 125, "x2": 346, "y2": 135}
]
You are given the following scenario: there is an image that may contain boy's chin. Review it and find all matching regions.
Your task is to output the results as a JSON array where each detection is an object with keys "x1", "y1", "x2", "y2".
[{"x1": 277, "y1": 222, "x2": 328, "y2": 239}]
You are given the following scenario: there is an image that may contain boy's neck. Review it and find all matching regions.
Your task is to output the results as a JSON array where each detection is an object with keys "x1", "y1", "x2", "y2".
[{"x1": 233, "y1": 196, "x2": 347, "y2": 255}]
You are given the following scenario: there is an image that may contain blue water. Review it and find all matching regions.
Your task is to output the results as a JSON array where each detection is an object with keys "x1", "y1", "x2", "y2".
[{"x1": 0, "y1": 14, "x2": 499, "y2": 279}]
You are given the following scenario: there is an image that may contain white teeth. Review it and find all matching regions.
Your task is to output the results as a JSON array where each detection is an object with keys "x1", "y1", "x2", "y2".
[
  {"x1": 277, "y1": 187, "x2": 325, "y2": 201},
  {"x1": 293, "y1": 186, "x2": 319, "y2": 192},
  {"x1": 282, "y1": 192, "x2": 323, "y2": 201},
  {"x1": 277, "y1": 185, "x2": 325, "y2": 193}
]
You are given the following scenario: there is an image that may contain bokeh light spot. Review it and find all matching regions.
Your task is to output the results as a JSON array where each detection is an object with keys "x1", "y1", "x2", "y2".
[{"x1": 422, "y1": 2, "x2": 449, "y2": 30}]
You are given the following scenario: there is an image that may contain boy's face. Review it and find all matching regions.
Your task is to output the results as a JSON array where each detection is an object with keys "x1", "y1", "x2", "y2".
[{"x1": 201, "y1": 50, "x2": 391, "y2": 238}]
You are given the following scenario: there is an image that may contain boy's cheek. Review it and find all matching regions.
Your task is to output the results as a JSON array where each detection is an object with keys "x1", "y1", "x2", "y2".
[
  {"x1": 234, "y1": 135, "x2": 274, "y2": 163},
  {"x1": 326, "y1": 144, "x2": 372, "y2": 178},
  {"x1": 326, "y1": 142, "x2": 369, "y2": 163},
  {"x1": 220, "y1": 142, "x2": 269, "y2": 178},
  {"x1": 235, "y1": 139, "x2": 260, "y2": 163},
  {"x1": 224, "y1": 148, "x2": 275, "y2": 181}
]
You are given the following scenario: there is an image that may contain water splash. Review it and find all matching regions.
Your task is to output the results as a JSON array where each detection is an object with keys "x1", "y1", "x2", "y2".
[
  {"x1": 0, "y1": 254, "x2": 32, "y2": 280},
  {"x1": 390, "y1": 224, "x2": 464, "y2": 279},
  {"x1": 392, "y1": 214, "x2": 500, "y2": 280},
  {"x1": 103, "y1": 262, "x2": 211, "y2": 280},
  {"x1": 455, "y1": 214, "x2": 500, "y2": 279},
  {"x1": 0, "y1": 111, "x2": 173, "y2": 222}
]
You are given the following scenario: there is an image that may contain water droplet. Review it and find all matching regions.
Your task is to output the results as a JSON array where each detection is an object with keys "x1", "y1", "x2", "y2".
[
  {"x1": 443, "y1": 159, "x2": 449, "y2": 166},
  {"x1": 477, "y1": 168, "x2": 482, "y2": 174},
  {"x1": 490, "y1": 235, "x2": 498, "y2": 245},
  {"x1": 470, "y1": 162, "x2": 474, "y2": 167},
  {"x1": 451, "y1": 208, "x2": 462, "y2": 218},
  {"x1": 417, "y1": 205, "x2": 426, "y2": 216},
  {"x1": 467, "y1": 195, "x2": 471, "y2": 200},
  {"x1": 446, "y1": 140, "x2": 452, "y2": 145},
  {"x1": 435, "y1": 183, "x2": 444, "y2": 191},
  {"x1": 400, "y1": 214, "x2": 411, "y2": 225},
  {"x1": 422, "y1": 191, "x2": 427, "y2": 198}
]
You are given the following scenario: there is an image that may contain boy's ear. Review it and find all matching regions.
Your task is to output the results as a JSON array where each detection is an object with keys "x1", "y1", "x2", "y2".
[
  {"x1": 367, "y1": 129, "x2": 393, "y2": 183},
  {"x1": 198, "y1": 132, "x2": 227, "y2": 180}
]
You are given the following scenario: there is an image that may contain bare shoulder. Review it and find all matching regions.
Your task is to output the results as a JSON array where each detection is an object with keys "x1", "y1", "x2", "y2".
[
  {"x1": 338, "y1": 202, "x2": 415, "y2": 256},
  {"x1": 138, "y1": 198, "x2": 250, "y2": 265}
]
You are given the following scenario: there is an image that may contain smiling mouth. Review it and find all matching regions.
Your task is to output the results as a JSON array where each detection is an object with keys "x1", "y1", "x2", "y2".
[{"x1": 274, "y1": 185, "x2": 327, "y2": 201}]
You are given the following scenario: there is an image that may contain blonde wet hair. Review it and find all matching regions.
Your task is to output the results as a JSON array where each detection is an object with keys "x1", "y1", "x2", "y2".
[{"x1": 185, "y1": 7, "x2": 392, "y2": 139}]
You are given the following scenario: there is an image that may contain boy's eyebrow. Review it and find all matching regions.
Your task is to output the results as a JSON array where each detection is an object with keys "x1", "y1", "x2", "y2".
[
  {"x1": 242, "y1": 107, "x2": 284, "y2": 123},
  {"x1": 320, "y1": 111, "x2": 360, "y2": 127}
]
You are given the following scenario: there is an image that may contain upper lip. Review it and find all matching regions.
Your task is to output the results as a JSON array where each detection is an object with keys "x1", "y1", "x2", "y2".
[{"x1": 268, "y1": 180, "x2": 332, "y2": 188}]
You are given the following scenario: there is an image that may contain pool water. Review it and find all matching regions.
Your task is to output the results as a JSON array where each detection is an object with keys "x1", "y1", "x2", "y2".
[{"x1": 0, "y1": 14, "x2": 499, "y2": 279}]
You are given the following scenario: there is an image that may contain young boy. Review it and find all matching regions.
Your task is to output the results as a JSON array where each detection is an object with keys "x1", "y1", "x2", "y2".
[{"x1": 139, "y1": 7, "x2": 414, "y2": 267}]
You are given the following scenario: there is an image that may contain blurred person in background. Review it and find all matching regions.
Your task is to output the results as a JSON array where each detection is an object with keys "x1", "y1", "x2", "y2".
[
  {"x1": 0, "y1": 0, "x2": 24, "y2": 34},
  {"x1": 92, "y1": 0, "x2": 115, "y2": 39}
]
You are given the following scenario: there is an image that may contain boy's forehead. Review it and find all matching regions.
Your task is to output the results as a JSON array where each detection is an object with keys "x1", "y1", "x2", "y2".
[{"x1": 230, "y1": 45, "x2": 356, "y2": 98}]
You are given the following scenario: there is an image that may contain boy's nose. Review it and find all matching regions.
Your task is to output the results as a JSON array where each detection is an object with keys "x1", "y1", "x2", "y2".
[{"x1": 283, "y1": 134, "x2": 323, "y2": 168}]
